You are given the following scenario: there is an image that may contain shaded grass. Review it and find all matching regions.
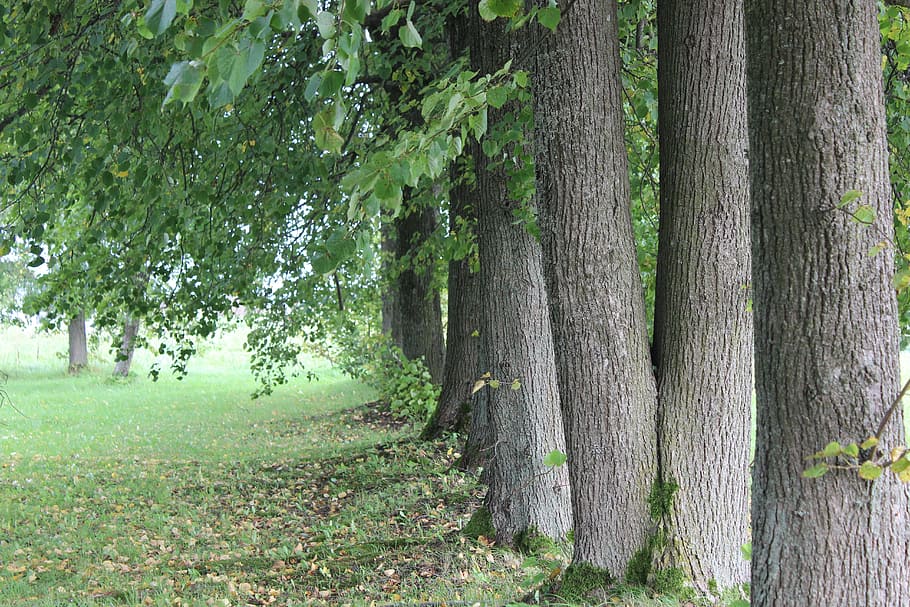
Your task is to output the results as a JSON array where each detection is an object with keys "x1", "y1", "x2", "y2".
[
  {"x1": 0, "y1": 329, "x2": 564, "y2": 606},
  {"x1": 0, "y1": 328, "x2": 905, "y2": 606}
]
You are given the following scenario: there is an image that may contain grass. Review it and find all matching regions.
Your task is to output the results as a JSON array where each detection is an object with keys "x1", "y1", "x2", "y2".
[
  {"x1": 0, "y1": 327, "x2": 906, "y2": 606},
  {"x1": 0, "y1": 327, "x2": 575, "y2": 607}
]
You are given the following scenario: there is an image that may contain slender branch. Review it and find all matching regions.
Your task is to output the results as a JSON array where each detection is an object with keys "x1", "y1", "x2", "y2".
[
  {"x1": 333, "y1": 272, "x2": 345, "y2": 311},
  {"x1": 874, "y1": 375, "x2": 910, "y2": 442}
]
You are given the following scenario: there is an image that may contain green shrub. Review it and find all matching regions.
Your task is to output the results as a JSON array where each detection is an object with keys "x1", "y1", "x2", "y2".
[
  {"x1": 332, "y1": 332, "x2": 439, "y2": 422},
  {"x1": 380, "y1": 350, "x2": 440, "y2": 422}
]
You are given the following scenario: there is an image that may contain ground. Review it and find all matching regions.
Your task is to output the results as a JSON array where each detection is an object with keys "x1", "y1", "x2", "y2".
[{"x1": 1, "y1": 328, "x2": 906, "y2": 606}]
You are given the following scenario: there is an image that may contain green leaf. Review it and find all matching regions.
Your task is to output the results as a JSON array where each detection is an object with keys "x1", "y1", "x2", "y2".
[
  {"x1": 206, "y1": 81, "x2": 234, "y2": 107},
  {"x1": 318, "y1": 70, "x2": 345, "y2": 98},
  {"x1": 802, "y1": 463, "x2": 828, "y2": 478},
  {"x1": 304, "y1": 72, "x2": 322, "y2": 101},
  {"x1": 380, "y1": 8, "x2": 403, "y2": 31},
  {"x1": 858, "y1": 461, "x2": 883, "y2": 481},
  {"x1": 739, "y1": 542, "x2": 752, "y2": 562},
  {"x1": 399, "y1": 19, "x2": 422, "y2": 48},
  {"x1": 837, "y1": 189, "x2": 863, "y2": 208},
  {"x1": 316, "y1": 11, "x2": 335, "y2": 38},
  {"x1": 537, "y1": 6, "x2": 560, "y2": 32},
  {"x1": 486, "y1": 85, "x2": 509, "y2": 109},
  {"x1": 374, "y1": 170, "x2": 397, "y2": 201},
  {"x1": 510, "y1": 378, "x2": 521, "y2": 391},
  {"x1": 488, "y1": 379, "x2": 501, "y2": 389},
  {"x1": 227, "y1": 38, "x2": 266, "y2": 96},
  {"x1": 860, "y1": 436, "x2": 880, "y2": 450},
  {"x1": 279, "y1": 0, "x2": 302, "y2": 29},
  {"x1": 325, "y1": 230, "x2": 356, "y2": 261},
  {"x1": 851, "y1": 205, "x2": 876, "y2": 225},
  {"x1": 242, "y1": 0, "x2": 266, "y2": 20},
  {"x1": 513, "y1": 70, "x2": 529, "y2": 88},
  {"x1": 300, "y1": 0, "x2": 318, "y2": 19},
  {"x1": 543, "y1": 450, "x2": 567, "y2": 467},
  {"x1": 313, "y1": 107, "x2": 344, "y2": 154},
  {"x1": 892, "y1": 457, "x2": 910, "y2": 474},
  {"x1": 163, "y1": 61, "x2": 205, "y2": 106},
  {"x1": 342, "y1": 0, "x2": 367, "y2": 24},
  {"x1": 478, "y1": 0, "x2": 521, "y2": 20},
  {"x1": 894, "y1": 267, "x2": 910, "y2": 292},
  {"x1": 821, "y1": 441, "x2": 842, "y2": 458},
  {"x1": 843, "y1": 443, "x2": 860, "y2": 459},
  {"x1": 310, "y1": 251, "x2": 335, "y2": 275},
  {"x1": 145, "y1": 0, "x2": 178, "y2": 36}
]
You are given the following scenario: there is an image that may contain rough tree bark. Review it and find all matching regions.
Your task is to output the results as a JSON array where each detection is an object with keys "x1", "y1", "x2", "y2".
[
  {"x1": 422, "y1": 161, "x2": 480, "y2": 439},
  {"x1": 651, "y1": 0, "x2": 751, "y2": 591},
  {"x1": 467, "y1": 2, "x2": 572, "y2": 545},
  {"x1": 422, "y1": 13, "x2": 480, "y2": 440},
  {"x1": 67, "y1": 310, "x2": 88, "y2": 375},
  {"x1": 112, "y1": 316, "x2": 140, "y2": 377},
  {"x1": 746, "y1": 0, "x2": 910, "y2": 604},
  {"x1": 395, "y1": 203, "x2": 446, "y2": 384},
  {"x1": 380, "y1": 221, "x2": 403, "y2": 348},
  {"x1": 533, "y1": 0, "x2": 657, "y2": 577}
]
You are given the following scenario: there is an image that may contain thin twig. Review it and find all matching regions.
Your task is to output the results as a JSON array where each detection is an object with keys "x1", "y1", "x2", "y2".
[{"x1": 874, "y1": 375, "x2": 910, "y2": 442}]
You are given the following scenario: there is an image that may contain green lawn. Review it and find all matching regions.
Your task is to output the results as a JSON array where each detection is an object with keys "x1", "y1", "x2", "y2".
[
  {"x1": 0, "y1": 328, "x2": 570, "y2": 607},
  {"x1": 0, "y1": 327, "x2": 906, "y2": 606}
]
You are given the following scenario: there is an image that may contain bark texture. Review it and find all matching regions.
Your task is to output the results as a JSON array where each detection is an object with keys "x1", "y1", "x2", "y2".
[
  {"x1": 422, "y1": 162, "x2": 480, "y2": 439},
  {"x1": 533, "y1": 0, "x2": 657, "y2": 575},
  {"x1": 381, "y1": 222, "x2": 403, "y2": 348},
  {"x1": 422, "y1": 12, "x2": 480, "y2": 440},
  {"x1": 746, "y1": 1, "x2": 910, "y2": 604},
  {"x1": 652, "y1": 0, "x2": 751, "y2": 590},
  {"x1": 395, "y1": 204, "x2": 446, "y2": 383},
  {"x1": 68, "y1": 311, "x2": 88, "y2": 375},
  {"x1": 459, "y1": 379, "x2": 494, "y2": 474},
  {"x1": 113, "y1": 317, "x2": 140, "y2": 377},
  {"x1": 468, "y1": 5, "x2": 572, "y2": 545}
]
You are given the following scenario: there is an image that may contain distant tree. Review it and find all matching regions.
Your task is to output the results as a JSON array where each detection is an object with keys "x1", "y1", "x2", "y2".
[
  {"x1": 422, "y1": 155, "x2": 479, "y2": 439},
  {"x1": 0, "y1": 257, "x2": 36, "y2": 326},
  {"x1": 68, "y1": 311, "x2": 88, "y2": 375},
  {"x1": 112, "y1": 316, "x2": 141, "y2": 377},
  {"x1": 393, "y1": 202, "x2": 446, "y2": 383}
]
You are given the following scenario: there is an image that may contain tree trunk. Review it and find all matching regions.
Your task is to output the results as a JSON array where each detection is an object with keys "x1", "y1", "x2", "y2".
[
  {"x1": 651, "y1": 0, "x2": 751, "y2": 591},
  {"x1": 422, "y1": 161, "x2": 480, "y2": 439},
  {"x1": 395, "y1": 203, "x2": 446, "y2": 384},
  {"x1": 746, "y1": 1, "x2": 910, "y2": 604},
  {"x1": 68, "y1": 311, "x2": 88, "y2": 375},
  {"x1": 380, "y1": 221, "x2": 403, "y2": 348},
  {"x1": 533, "y1": 0, "x2": 657, "y2": 576},
  {"x1": 467, "y1": 4, "x2": 572, "y2": 546},
  {"x1": 459, "y1": 380, "x2": 494, "y2": 473},
  {"x1": 113, "y1": 316, "x2": 140, "y2": 377}
]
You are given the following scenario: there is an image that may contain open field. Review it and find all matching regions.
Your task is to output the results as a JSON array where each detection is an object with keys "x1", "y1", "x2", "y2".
[{"x1": 0, "y1": 328, "x2": 576, "y2": 607}]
